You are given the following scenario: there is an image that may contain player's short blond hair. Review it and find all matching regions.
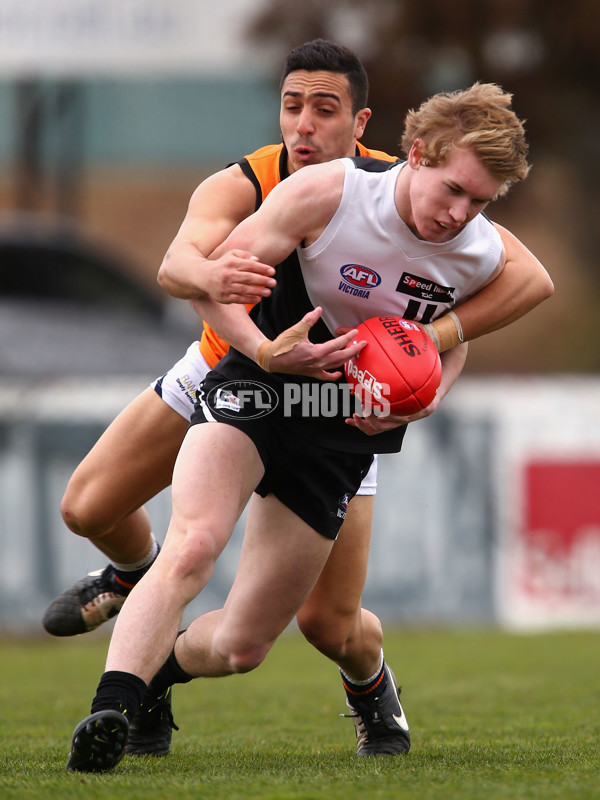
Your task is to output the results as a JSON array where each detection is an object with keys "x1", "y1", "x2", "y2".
[{"x1": 400, "y1": 82, "x2": 530, "y2": 197}]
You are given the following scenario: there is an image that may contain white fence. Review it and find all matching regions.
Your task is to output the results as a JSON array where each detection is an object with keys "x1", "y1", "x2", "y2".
[{"x1": 1, "y1": 376, "x2": 599, "y2": 632}]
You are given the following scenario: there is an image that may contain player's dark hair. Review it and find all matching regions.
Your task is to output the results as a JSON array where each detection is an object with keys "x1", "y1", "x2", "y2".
[{"x1": 280, "y1": 39, "x2": 369, "y2": 115}]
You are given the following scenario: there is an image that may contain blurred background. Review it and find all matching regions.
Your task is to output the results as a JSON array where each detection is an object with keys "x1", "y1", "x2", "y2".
[{"x1": 0, "y1": 0, "x2": 598, "y2": 632}]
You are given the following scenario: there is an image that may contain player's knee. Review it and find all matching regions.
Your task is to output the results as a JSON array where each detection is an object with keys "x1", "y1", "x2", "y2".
[
  {"x1": 213, "y1": 636, "x2": 269, "y2": 674},
  {"x1": 60, "y1": 478, "x2": 111, "y2": 538},
  {"x1": 297, "y1": 605, "x2": 353, "y2": 658},
  {"x1": 226, "y1": 647, "x2": 267, "y2": 674},
  {"x1": 163, "y1": 525, "x2": 222, "y2": 587}
]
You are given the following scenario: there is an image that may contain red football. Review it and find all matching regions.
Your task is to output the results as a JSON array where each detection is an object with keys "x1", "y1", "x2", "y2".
[{"x1": 344, "y1": 316, "x2": 442, "y2": 416}]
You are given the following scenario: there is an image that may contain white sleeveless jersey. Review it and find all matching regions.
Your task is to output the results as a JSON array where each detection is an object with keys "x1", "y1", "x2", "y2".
[{"x1": 298, "y1": 158, "x2": 503, "y2": 336}]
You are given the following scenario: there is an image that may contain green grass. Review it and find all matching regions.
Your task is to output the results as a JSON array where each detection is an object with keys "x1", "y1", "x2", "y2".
[{"x1": 0, "y1": 628, "x2": 598, "y2": 799}]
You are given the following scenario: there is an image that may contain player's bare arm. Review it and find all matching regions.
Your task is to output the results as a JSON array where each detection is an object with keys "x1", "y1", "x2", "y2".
[
  {"x1": 188, "y1": 163, "x2": 364, "y2": 377},
  {"x1": 189, "y1": 297, "x2": 364, "y2": 380},
  {"x1": 190, "y1": 173, "x2": 364, "y2": 380},
  {"x1": 210, "y1": 161, "x2": 347, "y2": 265},
  {"x1": 453, "y1": 223, "x2": 553, "y2": 340},
  {"x1": 191, "y1": 162, "x2": 360, "y2": 378},
  {"x1": 157, "y1": 164, "x2": 277, "y2": 304},
  {"x1": 419, "y1": 223, "x2": 553, "y2": 351}
]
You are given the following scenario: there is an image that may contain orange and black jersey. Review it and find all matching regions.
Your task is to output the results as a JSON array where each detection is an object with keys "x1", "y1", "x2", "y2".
[{"x1": 238, "y1": 141, "x2": 397, "y2": 212}]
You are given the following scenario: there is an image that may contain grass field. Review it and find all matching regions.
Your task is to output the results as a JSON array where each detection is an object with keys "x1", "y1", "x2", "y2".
[{"x1": 0, "y1": 627, "x2": 598, "y2": 799}]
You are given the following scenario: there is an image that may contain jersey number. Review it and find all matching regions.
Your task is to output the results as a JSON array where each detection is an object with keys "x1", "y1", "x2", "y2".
[{"x1": 402, "y1": 299, "x2": 437, "y2": 325}]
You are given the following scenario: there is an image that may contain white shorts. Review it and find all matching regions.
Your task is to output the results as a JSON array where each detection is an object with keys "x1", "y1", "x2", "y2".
[
  {"x1": 151, "y1": 341, "x2": 210, "y2": 421},
  {"x1": 151, "y1": 341, "x2": 377, "y2": 496},
  {"x1": 357, "y1": 457, "x2": 377, "y2": 495}
]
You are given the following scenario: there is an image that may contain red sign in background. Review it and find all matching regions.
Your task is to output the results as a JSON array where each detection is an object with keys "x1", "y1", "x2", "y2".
[{"x1": 520, "y1": 461, "x2": 600, "y2": 605}]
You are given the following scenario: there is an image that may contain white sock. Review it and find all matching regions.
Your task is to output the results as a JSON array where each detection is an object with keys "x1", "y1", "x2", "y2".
[
  {"x1": 111, "y1": 533, "x2": 159, "y2": 572},
  {"x1": 341, "y1": 648, "x2": 384, "y2": 686}
]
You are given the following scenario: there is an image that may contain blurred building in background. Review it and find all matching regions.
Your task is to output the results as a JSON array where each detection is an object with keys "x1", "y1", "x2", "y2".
[
  {"x1": 0, "y1": 0, "x2": 598, "y2": 631},
  {"x1": 0, "y1": 1, "x2": 279, "y2": 357}
]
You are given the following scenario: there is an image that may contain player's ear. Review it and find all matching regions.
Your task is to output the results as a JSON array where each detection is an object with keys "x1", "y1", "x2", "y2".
[
  {"x1": 354, "y1": 107, "x2": 371, "y2": 139},
  {"x1": 408, "y1": 139, "x2": 427, "y2": 168}
]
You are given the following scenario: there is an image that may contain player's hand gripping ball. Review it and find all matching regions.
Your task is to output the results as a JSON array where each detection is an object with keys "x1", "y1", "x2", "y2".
[{"x1": 344, "y1": 316, "x2": 442, "y2": 416}]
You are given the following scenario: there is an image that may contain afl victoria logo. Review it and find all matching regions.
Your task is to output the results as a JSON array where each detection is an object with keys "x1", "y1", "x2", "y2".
[
  {"x1": 207, "y1": 380, "x2": 279, "y2": 419},
  {"x1": 339, "y1": 264, "x2": 382, "y2": 288}
]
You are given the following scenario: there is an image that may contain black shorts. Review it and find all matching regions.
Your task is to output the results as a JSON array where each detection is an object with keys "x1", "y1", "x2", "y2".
[{"x1": 191, "y1": 393, "x2": 373, "y2": 541}]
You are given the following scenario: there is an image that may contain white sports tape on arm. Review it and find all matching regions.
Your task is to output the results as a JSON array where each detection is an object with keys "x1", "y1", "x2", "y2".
[
  {"x1": 419, "y1": 310, "x2": 464, "y2": 353},
  {"x1": 255, "y1": 317, "x2": 312, "y2": 372}
]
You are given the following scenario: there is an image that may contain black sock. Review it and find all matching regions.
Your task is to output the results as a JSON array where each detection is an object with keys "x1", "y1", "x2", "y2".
[
  {"x1": 90, "y1": 670, "x2": 147, "y2": 720},
  {"x1": 341, "y1": 660, "x2": 388, "y2": 706},
  {"x1": 147, "y1": 646, "x2": 194, "y2": 697}
]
